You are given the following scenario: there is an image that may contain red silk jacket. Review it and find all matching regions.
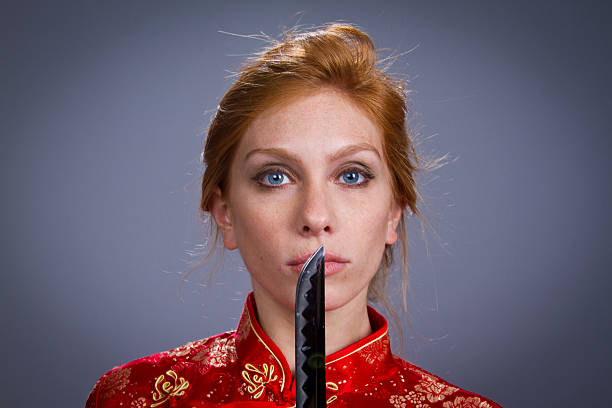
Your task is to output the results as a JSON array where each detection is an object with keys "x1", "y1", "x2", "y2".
[{"x1": 86, "y1": 293, "x2": 502, "y2": 408}]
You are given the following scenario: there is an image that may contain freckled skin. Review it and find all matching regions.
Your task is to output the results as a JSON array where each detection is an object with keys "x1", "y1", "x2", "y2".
[{"x1": 209, "y1": 88, "x2": 402, "y2": 365}]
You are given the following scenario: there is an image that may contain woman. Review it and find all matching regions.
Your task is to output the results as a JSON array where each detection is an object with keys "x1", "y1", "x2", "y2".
[{"x1": 86, "y1": 24, "x2": 502, "y2": 408}]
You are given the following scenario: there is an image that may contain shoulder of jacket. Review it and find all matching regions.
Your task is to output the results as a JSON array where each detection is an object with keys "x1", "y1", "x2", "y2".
[
  {"x1": 385, "y1": 354, "x2": 503, "y2": 408},
  {"x1": 85, "y1": 330, "x2": 236, "y2": 408}
]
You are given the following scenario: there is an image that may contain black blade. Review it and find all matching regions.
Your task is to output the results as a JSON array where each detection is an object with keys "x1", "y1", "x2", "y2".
[{"x1": 295, "y1": 245, "x2": 325, "y2": 408}]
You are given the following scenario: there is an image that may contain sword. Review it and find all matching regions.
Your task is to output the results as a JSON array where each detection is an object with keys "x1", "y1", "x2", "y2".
[{"x1": 294, "y1": 244, "x2": 326, "y2": 408}]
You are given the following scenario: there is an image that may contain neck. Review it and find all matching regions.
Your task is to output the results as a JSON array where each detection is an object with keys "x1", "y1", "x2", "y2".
[{"x1": 251, "y1": 283, "x2": 372, "y2": 375}]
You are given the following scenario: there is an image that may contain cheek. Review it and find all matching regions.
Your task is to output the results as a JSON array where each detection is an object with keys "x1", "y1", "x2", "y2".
[
  {"x1": 340, "y1": 192, "x2": 391, "y2": 238},
  {"x1": 342, "y1": 193, "x2": 393, "y2": 269},
  {"x1": 230, "y1": 195, "x2": 291, "y2": 256}
]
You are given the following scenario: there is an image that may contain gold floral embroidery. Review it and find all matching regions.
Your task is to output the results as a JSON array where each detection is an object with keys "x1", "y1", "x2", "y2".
[
  {"x1": 236, "y1": 312, "x2": 251, "y2": 343},
  {"x1": 165, "y1": 339, "x2": 206, "y2": 358},
  {"x1": 130, "y1": 397, "x2": 147, "y2": 408},
  {"x1": 194, "y1": 336, "x2": 237, "y2": 367},
  {"x1": 326, "y1": 330, "x2": 388, "y2": 366},
  {"x1": 359, "y1": 336, "x2": 389, "y2": 364},
  {"x1": 390, "y1": 391, "x2": 433, "y2": 408},
  {"x1": 442, "y1": 396, "x2": 492, "y2": 408},
  {"x1": 414, "y1": 375, "x2": 459, "y2": 403},
  {"x1": 389, "y1": 394, "x2": 407, "y2": 408},
  {"x1": 407, "y1": 391, "x2": 430, "y2": 408},
  {"x1": 100, "y1": 367, "x2": 131, "y2": 398},
  {"x1": 151, "y1": 370, "x2": 190, "y2": 408},
  {"x1": 326, "y1": 381, "x2": 339, "y2": 404},
  {"x1": 241, "y1": 363, "x2": 278, "y2": 399},
  {"x1": 247, "y1": 317, "x2": 287, "y2": 392}
]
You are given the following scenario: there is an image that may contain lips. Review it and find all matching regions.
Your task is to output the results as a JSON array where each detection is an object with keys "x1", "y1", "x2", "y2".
[{"x1": 287, "y1": 251, "x2": 349, "y2": 276}]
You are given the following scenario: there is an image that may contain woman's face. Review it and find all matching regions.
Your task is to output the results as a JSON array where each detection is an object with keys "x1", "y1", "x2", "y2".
[{"x1": 211, "y1": 88, "x2": 402, "y2": 312}]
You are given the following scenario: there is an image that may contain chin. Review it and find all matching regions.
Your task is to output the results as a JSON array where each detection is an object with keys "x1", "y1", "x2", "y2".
[
  {"x1": 323, "y1": 297, "x2": 353, "y2": 312},
  {"x1": 323, "y1": 285, "x2": 367, "y2": 312}
]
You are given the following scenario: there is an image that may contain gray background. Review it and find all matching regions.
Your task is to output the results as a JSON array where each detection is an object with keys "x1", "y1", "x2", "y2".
[{"x1": 2, "y1": 0, "x2": 611, "y2": 406}]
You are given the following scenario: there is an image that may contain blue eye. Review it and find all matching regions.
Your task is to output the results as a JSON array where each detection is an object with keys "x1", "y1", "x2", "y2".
[
  {"x1": 253, "y1": 167, "x2": 293, "y2": 188},
  {"x1": 266, "y1": 172, "x2": 286, "y2": 185},
  {"x1": 341, "y1": 170, "x2": 364, "y2": 184}
]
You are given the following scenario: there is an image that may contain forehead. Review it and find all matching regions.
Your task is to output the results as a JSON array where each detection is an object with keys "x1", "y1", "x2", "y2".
[{"x1": 237, "y1": 88, "x2": 384, "y2": 157}]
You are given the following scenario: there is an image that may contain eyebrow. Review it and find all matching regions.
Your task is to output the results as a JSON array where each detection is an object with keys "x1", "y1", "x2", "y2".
[
  {"x1": 329, "y1": 143, "x2": 381, "y2": 162},
  {"x1": 244, "y1": 142, "x2": 381, "y2": 163}
]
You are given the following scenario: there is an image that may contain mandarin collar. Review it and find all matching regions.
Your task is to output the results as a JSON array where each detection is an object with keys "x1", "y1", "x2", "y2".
[{"x1": 234, "y1": 292, "x2": 392, "y2": 403}]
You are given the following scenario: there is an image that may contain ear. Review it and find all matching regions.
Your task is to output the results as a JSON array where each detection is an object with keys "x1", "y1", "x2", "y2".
[
  {"x1": 208, "y1": 186, "x2": 238, "y2": 250},
  {"x1": 385, "y1": 200, "x2": 403, "y2": 245}
]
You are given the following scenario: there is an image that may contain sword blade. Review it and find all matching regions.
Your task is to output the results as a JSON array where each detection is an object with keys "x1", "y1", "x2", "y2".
[{"x1": 295, "y1": 244, "x2": 326, "y2": 408}]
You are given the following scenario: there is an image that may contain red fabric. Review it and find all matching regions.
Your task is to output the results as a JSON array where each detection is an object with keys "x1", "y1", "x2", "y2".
[{"x1": 86, "y1": 293, "x2": 502, "y2": 407}]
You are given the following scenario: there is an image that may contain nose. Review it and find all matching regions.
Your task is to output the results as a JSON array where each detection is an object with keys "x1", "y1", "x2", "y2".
[{"x1": 296, "y1": 182, "x2": 334, "y2": 236}]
